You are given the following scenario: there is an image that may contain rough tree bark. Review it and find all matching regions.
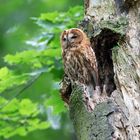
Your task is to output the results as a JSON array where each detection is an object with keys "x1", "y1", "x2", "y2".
[{"x1": 68, "y1": 0, "x2": 140, "y2": 140}]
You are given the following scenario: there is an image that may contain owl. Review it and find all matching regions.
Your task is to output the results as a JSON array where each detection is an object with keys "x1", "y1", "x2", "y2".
[{"x1": 60, "y1": 28, "x2": 100, "y2": 105}]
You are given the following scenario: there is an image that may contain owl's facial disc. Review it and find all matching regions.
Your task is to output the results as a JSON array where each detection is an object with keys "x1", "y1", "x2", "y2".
[{"x1": 68, "y1": 33, "x2": 78, "y2": 43}]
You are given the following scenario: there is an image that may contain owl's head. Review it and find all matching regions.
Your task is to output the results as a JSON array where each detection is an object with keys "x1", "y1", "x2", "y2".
[{"x1": 60, "y1": 28, "x2": 88, "y2": 49}]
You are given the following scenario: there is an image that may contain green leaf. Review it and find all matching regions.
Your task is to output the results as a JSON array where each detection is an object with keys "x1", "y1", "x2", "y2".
[
  {"x1": 28, "y1": 119, "x2": 50, "y2": 130},
  {"x1": 42, "y1": 48, "x2": 61, "y2": 57},
  {"x1": 1, "y1": 98, "x2": 19, "y2": 113},
  {"x1": 0, "y1": 67, "x2": 10, "y2": 80},
  {"x1": 15, "y1": 127, "x2": 27, "y2": 136},
  {"x1": 0, "y1": 97, "x2": 7, "y2": 105},
  {"x1": 40, "y1": 12, "x2": 59, "y2": 23},
  {"x1": 19, "y1": 99, "x2": 38, "y2": 116},
  {"x1": 38, "y1": 122, "x2": 50, "y2": 129},
  {"x1": 0, "y1": 68, "x2": 28, "y2": 93}
]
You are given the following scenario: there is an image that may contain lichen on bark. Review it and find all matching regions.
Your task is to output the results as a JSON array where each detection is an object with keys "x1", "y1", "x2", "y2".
[{"x1": 69, "y1": 84, "x2": 115, "y2": 140}]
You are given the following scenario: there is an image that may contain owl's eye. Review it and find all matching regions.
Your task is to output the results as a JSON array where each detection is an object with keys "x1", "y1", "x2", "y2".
[
  {"x1": 63, "y1": 38, "x2": 67, "y2": 41},
  {"x1": 71, "y1": 35, "x2": 77, "y2": 39}
]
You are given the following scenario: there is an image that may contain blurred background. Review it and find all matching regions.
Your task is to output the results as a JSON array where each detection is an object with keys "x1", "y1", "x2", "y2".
[
  {"x1": 0, "y1": 0, "x2": 83, "y2": 140},
  {"x1": 0, "y1": 0, "x2": 83, "y2": 61}
]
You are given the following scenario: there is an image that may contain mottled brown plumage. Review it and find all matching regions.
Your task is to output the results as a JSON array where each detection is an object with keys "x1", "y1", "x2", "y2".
[{"x1": 60, "y1": 28, "x2": 99, "y2": 88}]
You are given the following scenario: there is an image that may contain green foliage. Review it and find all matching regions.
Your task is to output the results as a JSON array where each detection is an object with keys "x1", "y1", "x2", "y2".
[
  {"x1": 39, "y1": 6, "x2": 83, "y2": 27},
  {"x1": 0, "y1": 67, "x2": 28, "y2": 92},
  {"x1": 4, "y1": 49, "x2": 61, "y2": 69},
  {"x1": 0, "y1": 97, "x2": 50, "y2": 138},
  {"x1": 0, "y1": 5, "x2": 83, "y2": 139}
]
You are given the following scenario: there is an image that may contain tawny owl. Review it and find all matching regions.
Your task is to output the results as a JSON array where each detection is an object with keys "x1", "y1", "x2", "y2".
[{"x1": 60, "y1": 28, "x2": 100, "y2": 105}]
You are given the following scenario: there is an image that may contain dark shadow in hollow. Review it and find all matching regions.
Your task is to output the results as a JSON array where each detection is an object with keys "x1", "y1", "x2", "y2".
[{"x1": 91, "y1": 29, "x2": 121, "y2": 96}]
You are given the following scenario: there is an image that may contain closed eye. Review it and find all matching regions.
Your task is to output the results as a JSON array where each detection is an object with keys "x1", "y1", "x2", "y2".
[{"x1": 71, "y1": 35, "x2": 77, "y2": 39}]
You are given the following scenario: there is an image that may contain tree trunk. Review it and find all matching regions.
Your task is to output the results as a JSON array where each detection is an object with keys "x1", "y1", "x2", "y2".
[{"x1": 69, "y1": 0, "x2": 140, "y2": 140}]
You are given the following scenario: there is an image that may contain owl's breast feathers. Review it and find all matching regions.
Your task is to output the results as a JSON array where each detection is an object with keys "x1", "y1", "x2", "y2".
[{"x1": 63, "y1": 44, "x2": 98, "y2": 87}]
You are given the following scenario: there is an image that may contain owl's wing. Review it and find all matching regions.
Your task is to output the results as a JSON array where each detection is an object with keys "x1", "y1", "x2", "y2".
[{"x1": 83, "y1": 45, "x2": 99, "y2": 87}]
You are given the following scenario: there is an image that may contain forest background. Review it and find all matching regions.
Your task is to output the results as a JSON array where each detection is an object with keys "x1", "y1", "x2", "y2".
[{"x1": 0, "y1": 0, "x2": 83, "y2": 140}]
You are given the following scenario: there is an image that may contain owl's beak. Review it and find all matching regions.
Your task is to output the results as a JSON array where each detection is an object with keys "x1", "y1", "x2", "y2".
[{"x1": 67, "y1": 39, "x2": 71, "y2": 46}]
